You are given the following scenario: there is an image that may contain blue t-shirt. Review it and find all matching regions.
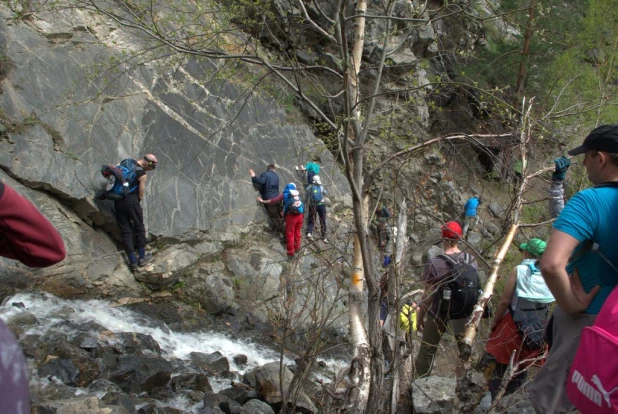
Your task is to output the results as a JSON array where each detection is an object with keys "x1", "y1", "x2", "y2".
[
  {"x1": 553, "y1": 187, "x2": 618, "y2": 314},
  {"x1": 464, "y1": 197, "x2": 479, "y2": 217}
]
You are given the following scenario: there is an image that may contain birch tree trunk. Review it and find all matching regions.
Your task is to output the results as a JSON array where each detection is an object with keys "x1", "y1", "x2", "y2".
[{"x1": 459, "y1": 99, "x2": 534, "y2": 359}]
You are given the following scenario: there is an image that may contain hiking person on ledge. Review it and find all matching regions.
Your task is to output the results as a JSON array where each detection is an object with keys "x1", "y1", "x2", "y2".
[
  {"x1": 529, "y1": 125, "x2": 618, "y2": 413},
  {"x1": 484, "y1": 238, "x2": 554, "y2": 404},
  {"x1": 258, "y1": 183, "x2": 304, "y2": 259},
  {"x1": 0, "y1": 181, "x2": 66, "y2": 413},
  {"x1": 250, "y1": 164, "x2": 283, "y2": 233},
  {"x1": 414, "y1": 221, "x2": 480, "y2": 378},
  {"x1": 296, "y1": 155, "x2": 321, "y2": 185},
  {"x1": 116, "y1": 154, "x2": 157, "y2": 272}
]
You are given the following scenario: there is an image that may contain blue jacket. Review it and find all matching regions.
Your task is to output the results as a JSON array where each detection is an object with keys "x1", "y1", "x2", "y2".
[
  {"x1": 252, "y1": 170, "x2": 280, "y2": 200},
  {"x1": 464, "y1": 197, "x2": 479, "y2": 217}
]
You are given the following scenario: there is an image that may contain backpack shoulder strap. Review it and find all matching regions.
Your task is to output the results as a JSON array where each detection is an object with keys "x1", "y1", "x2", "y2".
[{"x1": 437, "y1": 254, "x2": 456, "y2": 266}]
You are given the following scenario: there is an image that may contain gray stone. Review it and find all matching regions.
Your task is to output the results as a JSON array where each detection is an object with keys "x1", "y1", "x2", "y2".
[
  {"x1": 484, "y1": 223, "x2": 501, "y2": 236},
  {"x1": 488, "y1": 201, "x2": 505, "y2": 218},
  {"x1": 245, "y1": 362, "x2": 316, "y2": 413},
  {"x1": 227, "y1": 248, "x2": 282, "y2": 302},
  {"x1": 466, "y1": 232, "x2": 482, "y2": 248},
  {"x1": 134, "y1": 244, "x2": 200, "y2": 290},
  {"x1": 411, "y1": 376, "x2": 457, "y2": 413},
  {"x1": 185, "y1": 265, "x2": 235, "y2": 315},
  {"x1": 32, "y1": 396, "x2": 127, "y2": 414},
  {"x1": 240, "y1": 399, "x2": 275, "y2": 414}
]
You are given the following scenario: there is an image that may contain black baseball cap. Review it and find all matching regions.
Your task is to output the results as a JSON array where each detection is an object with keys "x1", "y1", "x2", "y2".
[{"x1": 568, "y1": 124, "x2": 618, "y2": 156}]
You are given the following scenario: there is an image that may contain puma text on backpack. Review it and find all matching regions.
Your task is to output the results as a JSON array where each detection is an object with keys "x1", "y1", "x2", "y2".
[
  {"x1": 438, "y1": 253, "x2": 480, "y2": 319},
  {"x1": 567, "y1": 286, "x2": 618, "y2": 413},
  {"x1": 309, "y1": 184, "x2": 323, "y2": 204},
  {"x1": 100, "y1": 158, "x2": 141, "y2": 200}
]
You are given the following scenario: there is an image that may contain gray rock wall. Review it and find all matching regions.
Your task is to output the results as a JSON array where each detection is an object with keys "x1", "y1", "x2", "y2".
[{"x1": 0, "y1": 5, "x2": 350, "y2": 243}]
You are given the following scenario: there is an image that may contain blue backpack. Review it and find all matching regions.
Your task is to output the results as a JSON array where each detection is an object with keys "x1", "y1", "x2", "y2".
[
  {"x1": 100, "y1": 158, "x2": 141, "y2": 200},
  {"x1": 309, "y1": 184, "x2": 323, "y2": 204},
  {"x1": 286, "y1": 193, "x2": 304, "y2": 215}
]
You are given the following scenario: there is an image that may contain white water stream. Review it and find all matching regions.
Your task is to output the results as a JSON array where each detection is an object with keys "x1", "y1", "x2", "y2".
[{"x1": 0, "y1": 292, "x2": 347, "y2": 412}]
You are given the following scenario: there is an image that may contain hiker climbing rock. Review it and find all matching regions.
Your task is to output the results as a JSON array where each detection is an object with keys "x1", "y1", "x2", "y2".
[
  {"x1": 258, "y1": 183, "x2": 304, "y2": 259},
  {"x1": 304, "y1": 175, "x2": 327, "y2": 242},
  {"x1": 296, "y1": 155, "x2": 321, "y2": 185},
  {"x1": 462, "y1": 193, "x2": 480, "y2": 238},
  {"x1": 113, "y1": 154, "x2": 157, "y2": 272},
  {"x1": 414, "y1": 221, "x2": 480, "y2": 378},
  {"x1": 0, "y1": 181, "x2": 66, "y2": 413},
  {"x1": 250, "y1": 164, "x2": 283, "y2": 233},
  {"x1": 374, "y1": 205, "x2": 393, "y2": 266}
]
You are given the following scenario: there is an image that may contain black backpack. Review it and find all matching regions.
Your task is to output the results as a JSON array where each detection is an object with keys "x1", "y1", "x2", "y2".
[{"x1": 438, "y1": 253, "x2": 480, "y2": 319}]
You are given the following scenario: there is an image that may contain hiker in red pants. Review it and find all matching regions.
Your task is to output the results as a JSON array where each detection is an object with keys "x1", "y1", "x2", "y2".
[{"x1": 258, "y1": 183, "x2": 305, "y2": 259}]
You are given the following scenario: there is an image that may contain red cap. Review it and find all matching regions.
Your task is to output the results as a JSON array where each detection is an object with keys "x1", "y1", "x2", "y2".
[{"x1": 441, "y1": 221, "x2": 462, "y2": 239}]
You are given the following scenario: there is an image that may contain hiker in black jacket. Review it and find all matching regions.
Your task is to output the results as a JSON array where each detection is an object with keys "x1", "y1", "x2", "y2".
[{"x1": 250, "y1": 164, "x2": 283, "y2": 232}]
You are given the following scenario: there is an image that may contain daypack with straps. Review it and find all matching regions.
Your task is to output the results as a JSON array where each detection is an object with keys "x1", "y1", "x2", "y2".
[
  {"x1": 308, "y1": 184, "x2": 324, "y2": 204},
  {"x1": 100, "y1": 158, "x2": 141, "y2": 200},
  {"x1": 566, "y1": 241, "x2": 618, "y2": 413},
  {"x1": 509, "y1": 261, "x2": 553, "y2": 350},
  {"x1": 286, "y1": 190, "x2": 304, "y2": 215},
  {"x1": 438, "y1": 253, "x2": 480, "y2": 319},
  {"x1": 567, "y1": 286, "x2": 618, "y2": 413}
]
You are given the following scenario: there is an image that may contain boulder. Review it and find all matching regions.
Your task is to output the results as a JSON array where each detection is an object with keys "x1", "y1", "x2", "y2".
[
  {"x1": 133, "y1": 244, "x2": 200, "y2": 290},
  {"x1": 244, "y1": 362, "x2": 317, "y2": 413},
  {"x1": 184, "y1": 263, "x2": 236, "y2": 315},
  {"x1": 411, "y1": 376, "x2": 457, "y2": 413},
  {"x1": 227, "y1": 248, "x2": 282, "y2": 302},
  {"x1": 240, "y1": 399, "x2": 275, "y2": 414},
  {"x1": 190, "y1": 351, "x2": 230, "y2": 375},
  {"x1": 108, "y1": 355, "x2": 173, "y2": 393},
  {"x1": 171, "y1": 373, "x2": 213, "y2": 393},
  {"x1": 32, "y1": 396, "x2": 127, "y2": 414},
  {"x1": 488, "y1": 201, "x2": 505, "y2": 218}
]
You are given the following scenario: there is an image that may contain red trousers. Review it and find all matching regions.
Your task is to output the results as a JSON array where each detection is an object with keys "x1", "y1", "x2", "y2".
[{"x1": 285, "y1": 213, "x2": 303, "y2": 256}]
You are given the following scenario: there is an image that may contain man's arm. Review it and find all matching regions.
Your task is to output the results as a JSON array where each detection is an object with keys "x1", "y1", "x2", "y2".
[
  {"x1": 541, "y1": 228, "x2": 599, "y2": 313},
  {"x1": 0, "y1": 182, "x2": 66, "y2": 267},
  {"x1": 138, "y1": 174, "x2": 147, "y2": 201}
]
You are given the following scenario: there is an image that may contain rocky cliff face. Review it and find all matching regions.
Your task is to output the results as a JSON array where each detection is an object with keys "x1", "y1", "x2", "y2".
[{"x1": 0, "y1": 5, "x2": 353, "y2": 299}]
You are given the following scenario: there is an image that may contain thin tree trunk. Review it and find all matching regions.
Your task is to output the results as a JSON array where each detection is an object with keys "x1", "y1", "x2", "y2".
[
  {"x1": 514, "y1": 0, "x2": 536, "y2": 102},
  {"x1": 459, "y1": 98, "x2": 533, "y2": 358}
]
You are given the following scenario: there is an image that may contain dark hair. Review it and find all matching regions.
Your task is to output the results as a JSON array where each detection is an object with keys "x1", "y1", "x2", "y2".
[
  {"x1": 267, "y1": 164, "x2": 276, "y2": 171},
  {"x1": 313, "y1": 156, "x2": 322, "y2": 163}
]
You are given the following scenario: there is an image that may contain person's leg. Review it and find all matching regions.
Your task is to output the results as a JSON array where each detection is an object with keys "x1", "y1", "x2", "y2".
[
  {"x1": 505, "y1": 369, "x2": 527, "y2": 396},
  {"x1": 265, "y1": 203, "x2": 282, "y2": 232},
  {"x1": 294, "y1": 214, "x2": 303, "y2": 253},
  {"x1": 469, "y1": 215, "x2": 478, "y2": 232},
  {"x1": 529, "y1": 306, "x2": 596, "y2": 413},
  {"x1": 317, "y1": 204, "x2": 327, "y2": 238},
  {"x1": 380, "y1": 296, "x2": 388, "y2": 326},
  {"x1": 129, "y1": 203, "x2": 147, "y2": 260},
  {"x1": 489, "y1": 362, "x2": 508, "y2": 399},
  {"x1": 462, "y1": 215, "x2": 471, "y2": 236},
  {"x1": 115, "y1": 204, "x2": 136, "y2": 264},
  {"x1": 285, "y1": 215, "x2": 295, "y2": 256},
  {"x1": 306, "y1": 205, "x2": 316, "y2": 236},
  {"x1": 414, "y1": 316, "x2": 446, "y2": 378}
]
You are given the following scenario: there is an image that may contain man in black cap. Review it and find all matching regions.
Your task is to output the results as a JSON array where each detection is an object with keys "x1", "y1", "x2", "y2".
[{"x1": 529, "y1": 124, "x2": 618, "y2": 413}]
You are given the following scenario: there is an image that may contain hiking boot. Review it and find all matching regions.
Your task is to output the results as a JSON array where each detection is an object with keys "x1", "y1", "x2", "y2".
[
  {"x1": 307, "y1": 233, "x2": 313, "y2": 239},
  {"x1": 138, "y1": 254, "x2": 153, "y2": 267},
  {"x1": 129, "y1": 262, "x2": 138, "y2": 272},
  {"x1": 322, "y1": 238, "x2": 328, "y2": 243}
]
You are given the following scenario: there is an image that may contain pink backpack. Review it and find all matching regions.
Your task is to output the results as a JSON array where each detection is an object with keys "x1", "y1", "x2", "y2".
[{"x1": 567, "y1": 286, "x2": 618, "y2": 413}]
